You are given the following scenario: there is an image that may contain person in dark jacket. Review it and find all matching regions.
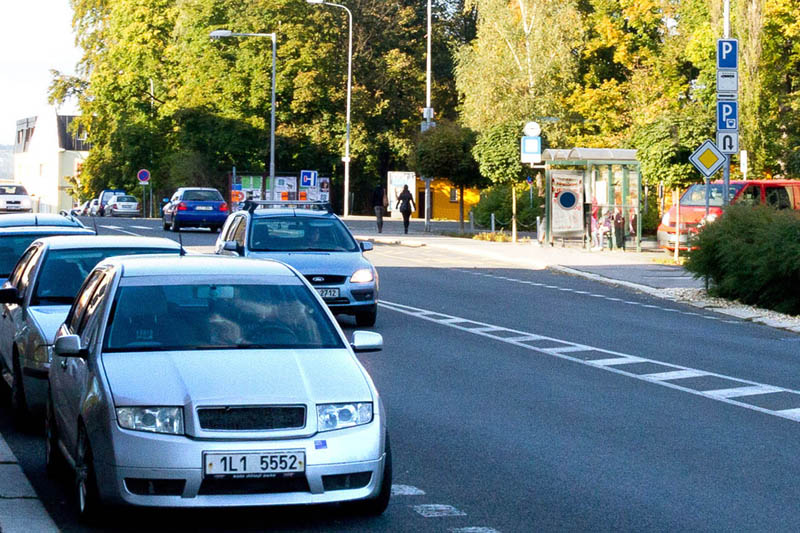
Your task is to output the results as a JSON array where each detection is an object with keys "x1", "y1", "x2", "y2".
[
  {"x1": 371, "y1": 185, "x2": 387, "y2": 233},
  {"x1": 395, "y1": 184, "x2": 416, "y2": 234}
]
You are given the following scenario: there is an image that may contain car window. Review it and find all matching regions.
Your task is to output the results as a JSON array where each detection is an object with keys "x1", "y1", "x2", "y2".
[
  {"x1": 8, "y1": 246, "x2": 38, "y2": 287},
  {"x1": 103, "y1": 282, "x2": 343, "y2": 352},
  {"x1": 0, "y1": 235, "x2": 52, "y2": 278},
  {"x1": 222, "y1": 216, "x2": 242, "y2": 242},
  {"x1": 738, "y1": 185, "x2": 761, "y2": 206},
  {"x1": 67, "y1": 270, "x2": 105, "y2": 332},
  {"x1": 182, "y1": 190, "x2": 222, "y2": 202},
  {"x1": 0, "y1": 186, "x2": 28, "y2": 196},
  {"x1": 249, "y1": 217, "x2": 359, "y2": 252},
  {"x1": 79, "y1": 270, "x2": 114, "y2": 346},
  {"x1": 232, "y1": 219, "x2": 246, "y2": 247},
  {"x1": 681, "y1": 184, "x2": 743, "y2": 207},
  {"x1": 30, "y1": 247, "x2": 180, "y2": 306},
  {"x1": 16, "y1": 245, "x2": 43, "y2": 298},
  {"x1": 765, "y1": 186, "x2": 792, "y2": 210},
  {"x1": 114, "y1": 195, "x2": 137, "y2": 203}
]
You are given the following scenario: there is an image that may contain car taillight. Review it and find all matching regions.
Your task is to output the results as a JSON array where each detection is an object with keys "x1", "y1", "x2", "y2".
[
  {"x1": 111, "y1": 203, "x2": 117, "y2": 209},
  {"x1": 177, "y1": 202, "x2": 187, "y2": 211},
  {"x1": 219, "y1": 202, "x2": 228, "y2": 212}
]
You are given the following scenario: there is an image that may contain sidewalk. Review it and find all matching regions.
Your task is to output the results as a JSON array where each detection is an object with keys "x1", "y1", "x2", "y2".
[
  {"x1": 347, "y1": 216, "x2": 800, "y2": 334},
  {"x1": 0, "y1": 437, "x2": 59, "y2": 532}
]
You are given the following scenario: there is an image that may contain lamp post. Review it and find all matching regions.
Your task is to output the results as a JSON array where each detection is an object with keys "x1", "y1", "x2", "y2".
[
  {"x1": 210, "y1": 29, "x2": 277, "y2": 201},
  {"x1": 307, "y1": 0, "x2": 353, "y2": 217},
  {"x1": 422, "y1": 0, "x2": 434, "y2": 232}
]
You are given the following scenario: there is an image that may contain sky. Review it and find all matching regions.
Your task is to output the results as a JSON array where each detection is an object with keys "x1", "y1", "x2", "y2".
[{"x1": 1, "y1": 0, "x2": 82, "y2": 145}]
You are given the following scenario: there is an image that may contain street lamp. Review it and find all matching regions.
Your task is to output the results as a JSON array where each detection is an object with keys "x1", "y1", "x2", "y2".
[
  {"x1": 210, "y1": 29, "x2": 278, "y2": 201},
  {"x1": 307, "y1": 0, "x2": 353, "y2": 217}
]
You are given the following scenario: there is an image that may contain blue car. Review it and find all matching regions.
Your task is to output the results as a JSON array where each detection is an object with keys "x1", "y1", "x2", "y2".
[
  {"x1": 0, "y1": 214, "x2": 95, "y2": 284},
  {"x1": 162, "y1": 187, "x2": 228, "y2": 232}
]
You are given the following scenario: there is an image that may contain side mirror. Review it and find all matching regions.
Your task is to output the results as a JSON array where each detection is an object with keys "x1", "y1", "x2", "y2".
[
  {"x1": 0, "y1": 287, "x2": 22, "y2": 305},
  {"x1": 54, "y1": 334, "x2": 85, "y2": 357},
  {"x1": 350, "y1": 331, "x2": 382, "y2": 353},
  {"x1": 360, "y1": 241, "x2": 373, "y2": 252},
  {"x1": 222, "y1": 241, "x2": 240, "y2": 254}
]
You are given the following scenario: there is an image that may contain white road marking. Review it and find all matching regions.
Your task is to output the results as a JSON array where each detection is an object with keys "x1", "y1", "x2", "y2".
[
  {"x1": 546, "y1": 345, "x2": 593, "y2": 354},
  {"x1": 643, "y1": 369, "x2": 708, "y2": 381},
  {"x1": 380, "y1": 300, "x2": 800, "y2": 424},
  {"x1": 413, "y1": 504, "x2": 467, "y2": 518},
  {"x1": 391, "y1": 484, "x2": 426, "y2": 496},
  {"x1": 99, "y1": 225, "x2": 142, "y2": 236},
  {"x1": 129, "y1": 225, "x2": 152, "y2": 230},
  {"x1": 449, "y1": 528, "x2": 501, "y2": 533}
]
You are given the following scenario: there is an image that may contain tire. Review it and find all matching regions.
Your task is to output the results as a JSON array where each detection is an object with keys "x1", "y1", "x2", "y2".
[
  {"x1": 10, "y1": 350, "x2": 29, "y2": 427},
  {"x1": 76, "y1": 427, "x2": 103, "y2": 523},
  {"x1": 170, "y1": 217, "x2": 181, "y2": 232},
  {"x1": 350, "y1": 432, "x2": 392, "y2": 516},
  {"x1": 45, "y1": 392, "x2": 67, "y2": 477},
  {"x1": 162, "y1": 217, "x2": 170, "y2": 231},
  {"x1": 355, "y1": 307, "x2": 377, "y2": 328}
]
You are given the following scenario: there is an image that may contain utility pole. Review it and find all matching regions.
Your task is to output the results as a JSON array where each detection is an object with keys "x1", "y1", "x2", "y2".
[{"x1": 422, "y1": 0, "x2": 434, "y2": 232}]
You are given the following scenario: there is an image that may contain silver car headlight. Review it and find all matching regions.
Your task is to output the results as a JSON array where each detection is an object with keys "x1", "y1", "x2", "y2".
[
  {"x1": 350, "y1": 268, "x2": 374, "y2": 283},
  {"x1": 317, "y1": 403, "x2": 373, "y2": 432},
  {"x1": 116, "y1": 407, "x2": 184, "y2": 435}
]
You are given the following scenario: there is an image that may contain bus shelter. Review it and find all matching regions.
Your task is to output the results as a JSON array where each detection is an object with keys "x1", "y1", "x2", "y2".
[{"x1": 543, "y1": 148, "x2": 642, "y2": 252}]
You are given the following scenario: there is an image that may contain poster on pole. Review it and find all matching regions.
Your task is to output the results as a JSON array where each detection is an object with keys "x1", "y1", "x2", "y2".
[
  {"x1": 550, "y1": 170, "x2": 584, "y2": 236},
  {"x1": 318, "y1": 177, "x2": 331, "y2": 202},
  {"x1": 387, "y1": 171, "x2": 416, "y2": 219}
]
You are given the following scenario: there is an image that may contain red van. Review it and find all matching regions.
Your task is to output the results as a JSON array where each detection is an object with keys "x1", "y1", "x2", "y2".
[{"x1": 657, "y1": 180, "x2": 800, "y2": 251}]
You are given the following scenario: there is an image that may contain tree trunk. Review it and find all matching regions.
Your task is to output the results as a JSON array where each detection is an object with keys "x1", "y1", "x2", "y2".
[{"x1": 459, "y1": 184, "x2": 465, "y2": 233}]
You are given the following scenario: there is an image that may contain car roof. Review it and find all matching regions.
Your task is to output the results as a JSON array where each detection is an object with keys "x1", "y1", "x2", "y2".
[
  {"x1": 33, "y1": 235, "x2": 182, "y2": 251},
  {"x1": 250, "y1": 208, "x2": 337, "y2": 219},
  {"x1": 177, "y1": 187, "x2": 219, "y2": 191},
  {"x1": 101, "y1": 254, "x2": 297, "y2": 278},
  {"x1": 0, "y1": 226, "x2": 95, "y2": 236},
  {"x1": 0, "y1": 213, "x2": 85, "y2": 228}
]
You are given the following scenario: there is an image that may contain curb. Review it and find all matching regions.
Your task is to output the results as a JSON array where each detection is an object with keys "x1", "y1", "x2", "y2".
[{"x1": 0, "y1": 434, "x2": 59, "y2": 532}]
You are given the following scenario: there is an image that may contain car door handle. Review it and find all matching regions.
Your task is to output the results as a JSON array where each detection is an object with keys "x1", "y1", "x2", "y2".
[{"x1": 60, "y1": 359, "x2": 67, "y2": 370}]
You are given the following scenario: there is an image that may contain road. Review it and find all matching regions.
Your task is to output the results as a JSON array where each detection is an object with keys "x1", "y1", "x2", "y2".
[{"x1": 2, "y1": 216, "x2": 800, "y2": 531}]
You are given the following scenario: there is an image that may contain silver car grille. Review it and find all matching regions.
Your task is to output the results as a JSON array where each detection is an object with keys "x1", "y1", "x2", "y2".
[{"x1": 197, "y1": 406, "x2": 306, "y2": 431}]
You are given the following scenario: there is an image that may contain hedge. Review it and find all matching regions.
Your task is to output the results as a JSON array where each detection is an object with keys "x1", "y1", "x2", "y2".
[{"x1": 685, "y1": 204, "x2": 800, "y2": 315}]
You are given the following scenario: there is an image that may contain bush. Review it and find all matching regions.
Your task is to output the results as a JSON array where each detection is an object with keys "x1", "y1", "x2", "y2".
[
  {"x1": 472, "y1": 183, "x2": 543, "y2": 231},
  {"x1": 685, "y1": 205, "x2": 800, "y2": 314}
]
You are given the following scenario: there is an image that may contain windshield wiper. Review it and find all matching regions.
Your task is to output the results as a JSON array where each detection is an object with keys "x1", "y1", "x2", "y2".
[{"x1": 302, "y1": 247, "x2": 338, "y2": 252}]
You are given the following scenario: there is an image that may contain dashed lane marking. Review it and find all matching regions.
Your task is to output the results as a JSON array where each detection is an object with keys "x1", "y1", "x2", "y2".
[
  {"x1": 379, "y1": 300, "x2": 800, "y2": 424},
  {"x1": 99, "y1": 225, "x2": 142, "y2": 236},
  {"x1": 412, "y1": 504, "x2": 467, "y2": 518},
  {"x1": 391, "y1": 485, "x2": 426, "y2": 496},
  {"x1": 129, "y1": 225, "x2": 152, "y2": 230}
]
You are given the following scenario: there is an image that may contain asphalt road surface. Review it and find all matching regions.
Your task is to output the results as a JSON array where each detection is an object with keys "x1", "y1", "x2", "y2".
[{"x1": 2, "y1": 217, "x2": 800, "y2": 532}]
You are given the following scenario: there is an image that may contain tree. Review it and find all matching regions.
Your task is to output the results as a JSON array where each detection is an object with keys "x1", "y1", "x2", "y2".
[{"x1": 412, "y1": 120, "x2": 485, "y2": 231}]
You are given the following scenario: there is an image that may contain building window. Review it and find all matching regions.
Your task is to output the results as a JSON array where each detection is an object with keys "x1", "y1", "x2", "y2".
[
  {"x1": 449, "y1": 188, "x2": 459, "y2": 203},
  {"x1": 39, "y1": 164, "x2": 44, "y2": 177}
]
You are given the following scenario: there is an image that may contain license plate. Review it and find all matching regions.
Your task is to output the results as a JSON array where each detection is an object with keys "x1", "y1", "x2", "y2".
[
  {"x1": 316, "y1": 288, "x2": 340, "y2": 298},
  {"x1": 204, "y1": 450, "x2": 305, "y2": 478},
  {"x1": 122, "y1": 204, "x2": 135, "y2": 208},
  {"x1": 196, "y1": 205, "x2": 213, "y2": 210}
]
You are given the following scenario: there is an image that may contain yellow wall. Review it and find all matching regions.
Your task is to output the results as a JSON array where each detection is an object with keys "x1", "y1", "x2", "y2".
[{"x1": 414, "y1": 178, "x2": 481, "y2": 220}]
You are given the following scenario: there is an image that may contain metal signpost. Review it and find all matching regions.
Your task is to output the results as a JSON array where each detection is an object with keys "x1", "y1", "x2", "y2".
[
  {"x1": 137, "y1": 169, "x2": 150, "y2": 218},
  {"x1": 717, "y1": 35, "x2": 739, "y2": 205}
]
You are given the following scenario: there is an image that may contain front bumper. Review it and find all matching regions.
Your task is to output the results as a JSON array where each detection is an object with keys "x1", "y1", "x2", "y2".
[
  {"x1": 657, "y1": 229, "x2": 697, "y2": 250},
  {"x1": 97, "y1": 421, "x2": 386, "y2": 508}
]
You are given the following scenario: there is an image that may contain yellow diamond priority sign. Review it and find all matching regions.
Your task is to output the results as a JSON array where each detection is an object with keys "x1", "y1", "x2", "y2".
[{"x1": 689, "y1": 140, "x2": 726, "y2": 178}]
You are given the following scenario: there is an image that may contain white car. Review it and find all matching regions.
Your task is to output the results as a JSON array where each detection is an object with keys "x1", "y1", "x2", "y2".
[
  {"x1": 105, "y1": 195, "x2": 140, "y2": 217},
  {"x1": 0, "y1": 235, "x2": 182, "y2": 421},
  {"x1": 47, "y1": 255, "x2": 391, "y2": 521},
  {"x1": 0, "y1": 185, "x2": 33, "y2": 213}
]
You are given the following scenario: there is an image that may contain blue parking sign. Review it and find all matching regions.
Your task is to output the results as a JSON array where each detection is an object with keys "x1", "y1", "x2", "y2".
[
  {"x1": 717, "y1": 39, "x2": 738, "y2": 69},
  {"x1": 717, "y1": 101, "x2": 738, "y2": 131},
  {"x1": 300, "y1": 170, "x2": 318, "y2": 187}
]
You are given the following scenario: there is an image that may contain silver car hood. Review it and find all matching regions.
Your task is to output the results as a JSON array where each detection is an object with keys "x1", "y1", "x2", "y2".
[
  {"x1": 247, "y1": 251, "x2": 370, "y2": 276},
  {"x1": 28, "y1": 305, "x2": 71, "y2": 345},
  {"x1": 103, "y1": 348, "x2": 373, "y2": 407}
]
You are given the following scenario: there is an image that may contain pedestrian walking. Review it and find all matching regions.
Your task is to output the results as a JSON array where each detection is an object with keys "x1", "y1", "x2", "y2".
[
  {"x1": 371, "y1": 184, "x2": 388, "y2": 233},
  {"x1": 396, "y1": 184, "x2": 415, "y2": 234}
]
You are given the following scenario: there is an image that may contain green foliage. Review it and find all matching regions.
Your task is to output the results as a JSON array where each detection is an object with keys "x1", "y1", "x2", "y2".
[
  {"x1": 411, "y1": 120, "x2": 483, "y2": 187},
  {"x1": 685, "y1": 205, "x2": 800, "y2": 314},
  {"x1": 472, "y1": 183, "x2": 542, "y2": 231},
  {"x1": 472, "y1": 122, "x2": 526, "y2": 185}
]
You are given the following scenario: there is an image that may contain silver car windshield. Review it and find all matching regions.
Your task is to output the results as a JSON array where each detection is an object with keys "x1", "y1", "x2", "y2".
[
  {"x1": 31, "y1": 248, "x2": 179, "y2": 306},
  {"x1": 249, "y1": 217, "x2": 359, "y2": 252},
  {"x1": 103, "y1": 283, "x2": 344, "y2": 352},
  {"x1": 0, "y1": 185, "x2": 27, "y2": 195}
]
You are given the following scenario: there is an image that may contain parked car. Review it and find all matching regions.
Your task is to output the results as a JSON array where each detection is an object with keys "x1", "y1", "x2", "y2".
[
  {"x1": 0, "y1": 185, "x2": 33, "y2": 213},
  {"x1": 657, "y1": 180, "x2": 800, "y2": 251},
  {"x1": 46, "y1": 254, "x2": 390, "y2": 521},
  {"x1": 215, "y1": 201, "x2": 379, "y2": 326},
  {"x1": 0, "y1": 236, "x2": 182, "y2": 421},
  {"x1": 70, "y1": 201, "x2": 91, "y2": 217},
  {"x1": 88, "y1": 199, "x2": 101, "y2": 216},
  {"x1": 95, "y1": 189, "x2": 126, "y2": 216},
  {"x1": 105, "y1": 194, "x2": 140, "y2": 217},
  {"x1": 162, "y1": 187, "x2": 228, "y2": 232}
]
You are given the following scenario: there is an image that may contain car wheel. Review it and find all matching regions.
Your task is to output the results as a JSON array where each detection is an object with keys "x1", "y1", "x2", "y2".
[
  {"x1": 170, "y1": 218, "x2": 181, "y2": 232},
  {"x1": 45, "y1": 392, "x2": 67, "y2": 477},
  {"x1": 355, "y1": 307, "x2": 377, "y2": 328},
  {"x1": 10, "y1": 350, "x2": 29, "y2": 426},
  {"x1": 75, "y1": 426, "x2": 103, "y2": 523},
  {"x1": 162, "y1": 217, "x2": 170, "y2": 231},
  {"x1": 350, "y1": 432, "x2": 392, "y2": 516}
]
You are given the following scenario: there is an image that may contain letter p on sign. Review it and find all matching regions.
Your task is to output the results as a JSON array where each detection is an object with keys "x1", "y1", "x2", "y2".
[{"x1": 717, "y1": 39, "x2": 738, "y2": 69}]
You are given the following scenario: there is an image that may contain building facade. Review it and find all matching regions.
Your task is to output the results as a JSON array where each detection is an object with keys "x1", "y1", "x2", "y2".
[{"x1": 14, "y1": 109, "x2": 89, "y2": 213}]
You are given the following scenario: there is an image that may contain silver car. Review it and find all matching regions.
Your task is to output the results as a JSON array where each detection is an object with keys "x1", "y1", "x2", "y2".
[
  {"x1": 105, "y1": 194, "x2": 140, "y2": 217},
  {"x1": 46, "y1": 255, "x2": 390, "y2": 522},
  {"x1": 0, "y1": 236, "x2": 181, "y2": 421},
  {"x1": 215, "y1": 202, "x2": 379, "y2": 326}
]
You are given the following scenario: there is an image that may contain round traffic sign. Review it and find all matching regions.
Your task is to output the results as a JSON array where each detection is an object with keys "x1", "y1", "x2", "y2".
[
  {"x1": 557, "y1": 191, "x2": 578, "y2": 209},
  {"x1": 137, "y1": 169, "x2": 150, "y2": 183},
  {"x1": 523, "y1": 121, "x2": 541, "y2": 137},
  {"x1": 526, "y1": 176, "x2": 533, "y2": 185}
]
